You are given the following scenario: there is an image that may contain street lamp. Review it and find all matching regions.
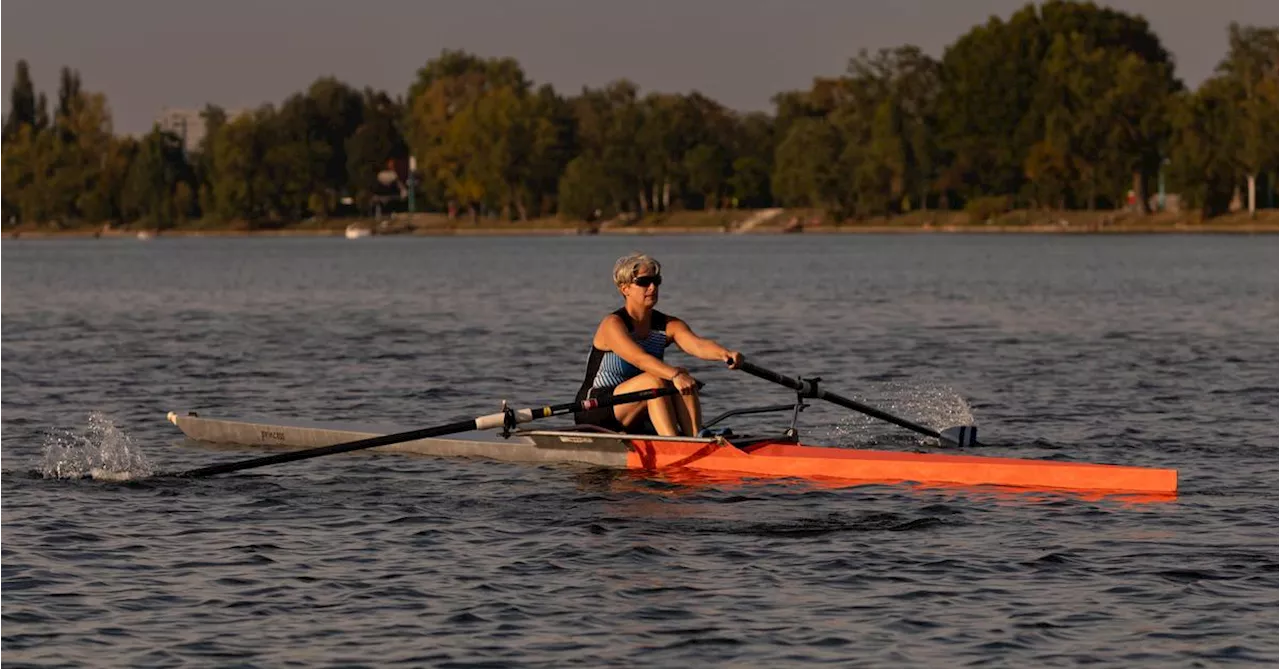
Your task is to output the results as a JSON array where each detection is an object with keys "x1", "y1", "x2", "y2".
[
  {"x1": 1157, "y1": 156, "x2": 1170, "y2": 211},
  {"x1": 408, "y1": 156, "x2": 417, "y2": 214}
]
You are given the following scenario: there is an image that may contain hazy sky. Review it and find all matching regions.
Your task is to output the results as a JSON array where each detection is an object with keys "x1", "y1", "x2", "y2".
[{"x1": 3, "y1": 0, "x2": 1275, "y2": 135}]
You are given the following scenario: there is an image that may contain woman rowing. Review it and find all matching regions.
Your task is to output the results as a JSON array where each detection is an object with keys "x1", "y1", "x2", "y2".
[{"x1": 575, "y1": 253, "x2": 743, "y2": 437}]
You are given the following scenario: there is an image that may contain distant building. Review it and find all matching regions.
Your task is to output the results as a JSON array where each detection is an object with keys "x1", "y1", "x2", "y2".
[
  {"x1": 153, "y1": 107, "x2": 248, "y2": 154},
  {"x1": 154, "y1": 108, "x2": 205, "y2": 154}
]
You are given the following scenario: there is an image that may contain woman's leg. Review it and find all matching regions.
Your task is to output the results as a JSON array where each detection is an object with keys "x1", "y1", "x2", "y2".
[
  {"x1": 672, "y1": 391, "x2": 701, "y2": 437},
  {"x1": 610, "y1": 373, "x2": 680, "y2": 436}
]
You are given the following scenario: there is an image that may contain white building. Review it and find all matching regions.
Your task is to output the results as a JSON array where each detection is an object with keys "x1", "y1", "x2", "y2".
[{"x1": 154, "y1": 107, "x2": 248, "y2": 154}]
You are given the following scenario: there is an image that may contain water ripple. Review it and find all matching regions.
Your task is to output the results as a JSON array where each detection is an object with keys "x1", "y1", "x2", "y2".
[{"x1": 3, "y1": 235, "x2": 1277, "y2": 667}]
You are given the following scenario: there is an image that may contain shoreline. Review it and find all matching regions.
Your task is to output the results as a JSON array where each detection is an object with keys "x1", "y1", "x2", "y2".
[
  {"x1": 4, "y1": 223, "x2": 1276, "y2": 239},
  {"x1": 4, "y1": 209, "x2": 1277, "y2": 239}
]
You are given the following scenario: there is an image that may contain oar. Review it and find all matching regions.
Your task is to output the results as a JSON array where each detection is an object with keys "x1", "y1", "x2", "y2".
[
  {"x1": 173, "y1": 386, "x2": 684, "y2": 478},
  {"x1": 735, "y1": 360, "x2": 980, "y2": 447}
]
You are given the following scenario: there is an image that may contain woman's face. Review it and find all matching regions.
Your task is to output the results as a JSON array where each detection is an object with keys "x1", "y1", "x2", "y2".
[{"x1": 621, "y1": 265, "x2": 661, "y2": 308}]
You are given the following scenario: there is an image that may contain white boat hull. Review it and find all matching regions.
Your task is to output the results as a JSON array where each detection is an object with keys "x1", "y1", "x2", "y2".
[{"x1": 168, "y1": 411, "x2": 630, "y2": 467}]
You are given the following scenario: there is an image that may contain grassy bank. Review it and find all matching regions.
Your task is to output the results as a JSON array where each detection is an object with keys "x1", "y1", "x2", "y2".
[{"x1": 4, "y1": 208, "x2": 1276, "y2": 238}]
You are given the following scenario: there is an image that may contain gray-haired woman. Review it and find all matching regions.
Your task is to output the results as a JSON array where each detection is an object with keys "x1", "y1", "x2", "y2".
[{"x1": 574, "y1": 253, "x2": 744, "y2": 437}]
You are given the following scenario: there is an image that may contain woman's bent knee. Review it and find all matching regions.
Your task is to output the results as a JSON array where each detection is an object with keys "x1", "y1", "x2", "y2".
[
  {"x1": 641, "y1": 372, "x2": 669, "y2": 389},
  {"x1": 616, "y1": 372, "x2": 668, "y2": 394}
]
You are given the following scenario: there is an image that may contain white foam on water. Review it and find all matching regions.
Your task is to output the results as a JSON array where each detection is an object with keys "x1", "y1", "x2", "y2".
[
  {"x1": 825, "y1": 383, "x2": 976, "y2": 446},
  {"x1": 40, "y1": 412, "x2": 154, "y2": 480}
]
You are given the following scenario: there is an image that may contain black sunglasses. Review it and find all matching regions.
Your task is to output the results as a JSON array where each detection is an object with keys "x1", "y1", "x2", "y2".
[{"x1": 633, "y1": 275, "x2": 663, "y2": 288}]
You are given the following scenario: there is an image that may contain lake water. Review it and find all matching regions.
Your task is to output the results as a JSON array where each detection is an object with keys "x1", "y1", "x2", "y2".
[{"x1": 2, "y1": 234, "x2": 1277, "y2": 667}]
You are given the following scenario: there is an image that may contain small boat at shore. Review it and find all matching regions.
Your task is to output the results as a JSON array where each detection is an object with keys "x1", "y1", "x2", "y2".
[{"x1": 344, "y1": 224, "x2": 372, "y2": 239}]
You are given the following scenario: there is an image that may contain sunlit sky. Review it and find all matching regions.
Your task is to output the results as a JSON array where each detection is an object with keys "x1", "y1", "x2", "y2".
[{"x1": 3, "y1": 0, "x2": 1275, "y2": 134}]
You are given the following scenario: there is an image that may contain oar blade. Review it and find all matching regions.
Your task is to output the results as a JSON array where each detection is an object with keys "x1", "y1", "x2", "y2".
[
  {"x1": 737, "y1": 359, "x2": 987, "y2": 447},
  {"x1": 939, "y1": 425, "x2": 979, "y2": 447}
]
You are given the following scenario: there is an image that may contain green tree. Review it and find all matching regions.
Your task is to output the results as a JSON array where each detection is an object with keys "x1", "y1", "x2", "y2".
[
  {"x1": 3, "y1": 60, "x2": 37, "y2": 139},
  {"x1": 857, "y1": 99, "x2": 905, "y2": 216},
  {"x1": 0, "y1": 71, "x2": 118, "y2": 225},
  {"x1": 260, "y1": 100, "x2": 331, "y2": 221},
  {"x1": 772, "y1": 118, "x2": 842, "y2": 209},
  {"x1": 842, "y1": 46, "x2": 942, "y2": 215},
  {"x1": 570, "y1": 81, "x2": 646, "y2": 214},
  {"x1": 55, "y1": 67, "x2": 82, "y2": 118},
  {"x1": 78, "y1": 136, "x2": 135, "y2": 223},
  {"x1": 1217, "y1": 23, "x2": 1279, "y2": 215},
  {"x1": 346, "y1": 90, "x2": 408, "y2": 213},
  {"x1": 771, "y1": 46, "x2": 940, "y2": 217},
  {"x1": 939, "y1": 1, "x2": 1176, "y2": 206},
  {"x1": 1099, "y1": 53, "x2": 1178, "y2": 212},
  {"x1": 2, "y1": 124, "x2": 44, "y2": 223},
  {"x1": 41, "y1": 90, "x2": 116, "y2": 224},
  {"x1": 636, "y1": 93, "x2": 685, "y2": 213},
  {"x1": 1166, "y1": 82, "x2": 1238, "y2": 217},
  {"x1": 728, "y1": 156, "x2": 771, "y2": 208},
  {"x1": 1024, "y1": 139, "x2": 1073, "y2": 209},
  {"x1": 190, "y1": 104, "x2": 228, "y2": 218},
  {"x1": 34, "y1": 93, "x2": 49, "y2": 132},
  {"x1": 1035, "y1": 33, "x2": 1116, "y2": 209},
  {"x1": 526, "y1": 85, "x2": 576, "y2": 216},
  {"x1": 683, "y1": 143, "x2": 727, "y2": 209},
  {"x1": 727, "y1": 112, "x2": 775, "y2": 207},
  {"x1": 406, "y1": 50, "x2": 530, "y2": 215},
  {"x1": 439, "y1": 86, "x2": 537, "y2": 220},
  {"x1": 936, "y1": 11, "x2": 1039, "y2": 202},
  {"x1": 122, "y1": 128, "x2": 192, "y2": 227},
  {"x1": 208, "y1": 113, "x2": 266, "y2": 222},
  {"x1": 303, "y1": 77, "x2": 364, "y2": 199},
  {"x1": 557, "y1": 155, "x2": 613, "y2": 220}
]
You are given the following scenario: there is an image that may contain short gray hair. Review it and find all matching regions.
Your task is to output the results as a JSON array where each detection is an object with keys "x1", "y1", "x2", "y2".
[{"x1": 613, "y1": 253, "x2": 662, "y2": 288}]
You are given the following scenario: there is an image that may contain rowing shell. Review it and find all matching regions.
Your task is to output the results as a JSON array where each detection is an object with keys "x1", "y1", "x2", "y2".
[{"x1": 167, "y1": 411, "x2": 1177, "y2": 494}]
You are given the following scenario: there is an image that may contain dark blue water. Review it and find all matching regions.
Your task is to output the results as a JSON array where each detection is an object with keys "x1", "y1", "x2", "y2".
[{"x1": 3, "y1": 234, "x2": 1277, "y2": 667}]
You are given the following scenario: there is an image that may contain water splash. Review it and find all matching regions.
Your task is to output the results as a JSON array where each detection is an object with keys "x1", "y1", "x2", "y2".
[
  {"x1": 827, "y1": 383, "x2": 975, "y2": 446},
  {"x1": 40, "y1": 412, "x2": 153, "y2": 480}
]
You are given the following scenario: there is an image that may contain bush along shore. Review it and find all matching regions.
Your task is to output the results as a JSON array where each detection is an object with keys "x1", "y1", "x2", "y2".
[{"x1": 4, "y1": 208, "x2": 1276, "y2": 239}]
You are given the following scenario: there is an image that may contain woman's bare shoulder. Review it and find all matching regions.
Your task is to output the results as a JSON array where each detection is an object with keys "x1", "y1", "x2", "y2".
[{"x1": 593, "y1": 313, "x2": 626, "y2": 348}]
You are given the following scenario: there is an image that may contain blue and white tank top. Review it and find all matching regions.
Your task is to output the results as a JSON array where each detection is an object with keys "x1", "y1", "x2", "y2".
[{"x1": 576, "y1": 308, "x2": 671, "y2": 399}]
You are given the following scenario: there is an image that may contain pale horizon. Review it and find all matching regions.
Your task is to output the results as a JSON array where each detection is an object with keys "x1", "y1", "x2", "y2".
[{"x1": 3, "y1": 0, "x2": 1276, "y2": 135}]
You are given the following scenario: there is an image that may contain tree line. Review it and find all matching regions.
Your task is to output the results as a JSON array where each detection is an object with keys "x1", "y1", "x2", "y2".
[{"x1": 2, "y1": 1, "x2": 1276, "y2": 228}]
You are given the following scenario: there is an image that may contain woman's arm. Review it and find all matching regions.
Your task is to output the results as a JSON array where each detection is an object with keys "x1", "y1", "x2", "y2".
[
  {"x1": 595, "y1": 315, "x2": 685, "y2": 381},
  {"x1": 667, "y1": 318, "x2": 743, "y2": 368}
]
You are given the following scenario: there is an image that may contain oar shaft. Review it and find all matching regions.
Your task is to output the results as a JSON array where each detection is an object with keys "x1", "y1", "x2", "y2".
[
  {"x1": 176, "y1": 418, "x2": 480, "y2": 478},
  {"x1": 736, "y1": 360, "x2": 943, "y2": 441},
  {"x1": 736, "y1": 360, "x2": 811, "y2": 393},
  {"x1": 176, "y1": 386, "x2": 681, "y2": 479}
]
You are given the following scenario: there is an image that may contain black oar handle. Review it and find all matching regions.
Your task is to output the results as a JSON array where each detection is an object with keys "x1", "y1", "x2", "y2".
[
  {"x1": 735, "y1": 360, "x2": 946, "y2": 442},
  {"x1": 174, "y1": 385, "x2": 686, "y2": 479}
]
